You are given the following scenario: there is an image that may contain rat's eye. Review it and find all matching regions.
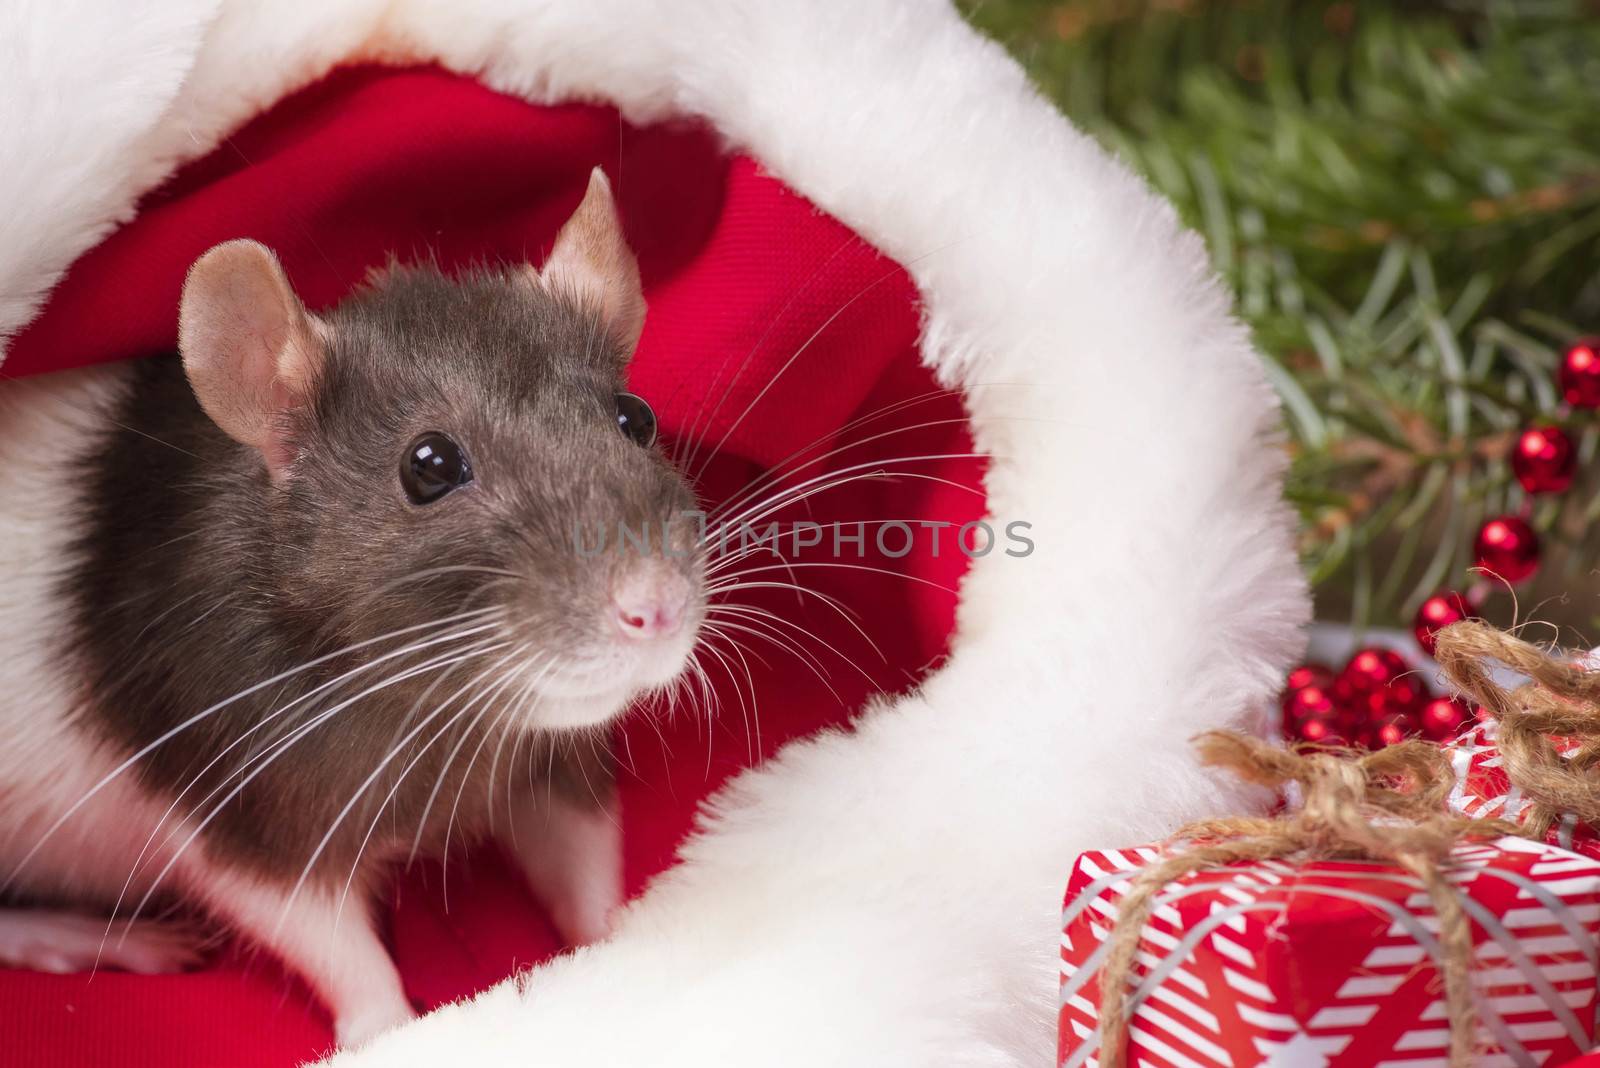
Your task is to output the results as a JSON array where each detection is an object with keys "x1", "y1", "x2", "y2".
[
  {"x1": 402, "y1": 432, "x2": 473, "y2": 505},
  {"x1": 615, "y1": 393, "x2": 657, "y2": 448}
]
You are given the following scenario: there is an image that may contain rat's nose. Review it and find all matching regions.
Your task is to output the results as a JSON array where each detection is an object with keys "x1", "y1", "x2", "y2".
[{"x1": 611, "y1": 568, "x2": 690, "y2": 641}]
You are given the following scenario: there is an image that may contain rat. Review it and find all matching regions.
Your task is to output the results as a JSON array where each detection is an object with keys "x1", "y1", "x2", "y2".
[{"x1": 0, "y1": 168, "x2": 705, "y2": 1046}]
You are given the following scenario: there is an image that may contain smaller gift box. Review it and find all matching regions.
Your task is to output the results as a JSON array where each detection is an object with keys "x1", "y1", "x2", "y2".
[
  {"x1": 1060, "y1": 834, "x2": 1600, "y2": 1068},
  {"x1": 1446, "y1": 719, "x2": 1600, "y2": 860}
]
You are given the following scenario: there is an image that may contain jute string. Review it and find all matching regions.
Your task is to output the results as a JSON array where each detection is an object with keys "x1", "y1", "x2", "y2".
[
  {"x1": 1433, "y1": 619, "x2": 1600, "y2": 840},
  {"x1": 1094, "y1": 729, "x2": 1521, "y2": 1068}
]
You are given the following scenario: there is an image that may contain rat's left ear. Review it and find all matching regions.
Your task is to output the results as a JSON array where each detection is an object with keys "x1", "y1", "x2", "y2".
[
  {"x1": 178, "y1": 239, "x2": 327, "y2": 482},
  {"x1": 536, "y1": 167, "x2": 646, "y2": 356}
]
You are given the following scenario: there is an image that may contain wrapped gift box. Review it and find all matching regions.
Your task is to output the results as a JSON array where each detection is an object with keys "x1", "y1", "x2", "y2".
[
  {"x1": 1059, "y1": 835, "x2": 1600, "y2": 1067},
  {"x1": 1445, "y1": 720, "x2": 1600, "y2": 860}
]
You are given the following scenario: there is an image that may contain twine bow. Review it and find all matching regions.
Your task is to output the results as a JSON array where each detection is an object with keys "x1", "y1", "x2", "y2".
[
  {"x1": 1433, "y1": 619, "x2": 1600, "y2": 840},
  {"x1": 1095, "y1": 730, "x2": 1517, "y2": 1068}
]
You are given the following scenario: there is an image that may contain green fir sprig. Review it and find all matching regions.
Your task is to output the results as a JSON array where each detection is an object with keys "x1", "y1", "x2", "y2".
[{"x1": 964, "y1": 0, "x2": 1600, "y2": 631}]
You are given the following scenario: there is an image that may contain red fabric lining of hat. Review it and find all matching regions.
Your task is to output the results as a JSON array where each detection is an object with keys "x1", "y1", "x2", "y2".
[{"x1": 4, "y1": 66, "x2": 983, "y2": 1066}]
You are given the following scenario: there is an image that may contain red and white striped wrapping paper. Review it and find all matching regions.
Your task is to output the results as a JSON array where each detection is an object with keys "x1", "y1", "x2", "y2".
[
  {"x1": 1059, "y1": 836, "x2": 1600, "y2": 1067},
  {"x1": 1446, "y1": 721, "x2": 1600, "y2": 861}
]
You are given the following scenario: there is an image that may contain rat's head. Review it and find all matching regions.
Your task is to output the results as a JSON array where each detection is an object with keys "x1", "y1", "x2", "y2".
[{"x1": 177, "y1": 169, "x2": 703, "y2": 730}]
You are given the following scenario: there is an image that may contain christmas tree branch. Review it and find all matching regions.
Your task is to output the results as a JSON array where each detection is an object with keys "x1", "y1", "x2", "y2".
[{"x1": 965, "y1": 0, "x2": 1600, "y2": 628}]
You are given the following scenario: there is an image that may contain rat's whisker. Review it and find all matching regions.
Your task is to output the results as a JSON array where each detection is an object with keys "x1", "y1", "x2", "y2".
[
  {"x1": 706, "y1": 601, "x2": 880, "y2": 691},
  {"x1": 697, "y1": 384, "x2": 963, "y2": 512},
  {"x1": 8, "y1": 607, "x2": 502, "y2": 896},
  {"x1": 699, "y1": 621, "x2": 770, "y2": 675},
  {"x1": 639, "y1": 698, "x2": 676, "y2": 769},
  {"x1": 668, "y1": 235, "x2": 864, "y2": 476},
  {"x1": 483, "y1": 681, "x2": 531, "y2": 838},
  {"x1": 704, "y1": 575, "x2": 885, "y2": 665},
  {"x1": 342, "y1": 575, "x2": 520, "y2": 647},
  {"x1": 702, "y1": 390, "x2": 1064, "y2": 530},
  {"x1": 707, "y1": 415, "x2": 983, "y2": 527},
  {"x1": 122, "y1": 638, "x2": 511, "y2": 932},
  {"x1": 128, "y1": 636, "x2": 507, "y2": 915},
  {"x1": 362, "y1": 629, "x2": 507, "y2": 789},
  {"x1": 704, "y1": 454, "x2": 987, "y2": 545},
  {"x1": 578, "y1": 735, "x2": 615, "y2": 819},
  {"x1": 691, "y1": 631, "x2": 748, "y2": 734},
  {"x1": 126, "y1": 589, "x2": 211, "y2": 647},
  {"x1": 699, "y1": 655, "x2": 721, "y2": 779},
  {"x1": 482, "y1": 667, "x2": 552, "y2": 846},
  {"x1": 658, "y1": 669, "x2": 680, "y2": 720},
  {"x1": 706, "y1": 612, "x2": 830, "y2": 682},
  {"x1": 681, "y1": 237, "x2": 972, "y2": 481},
  {"x1": 678, "y1": 648, "x2": 714, "y2": 724},
  {"x1": 693, "y1": 626, "x2": 760, "y2": 760},
  {"x1": 323, "y1": 647, "x2": 530, "y2": 933},
  {"x1": 356, "y1": 565, "x2": 523, "y2": 601},
  {"x1": 155, "y1": 619, "x2": 507, "y2": 835},
  {"x1": 700, "y1": 615, "x2": 844, "y2": 706},
  {"x1": 704, "y1": 468, "x2": 964, "y2": 596},
  {"x1": 406, "y1": 653, "x2": 539, "y2": 866},
  {"x1": 502, "y1": 712, "x2": 533, "y2": 838},
  {"x1": 103, "y1": 622, "x2": 505, "y2": 952},
  {"x1": 710, "y1": 560, "x2": 961, "y2": 598},
  {"x1": 542, "y1": 714, "x2": 560, "y2": 838},
  {"x1": 436, "y1": 657, "x2": 558, "y2": 880},
  {"x1": 615, "y1": 722, "x2": 641, "y2": 784},
  {"x1": 687, "y1": 264, "x2": 905, "y2": 484}
]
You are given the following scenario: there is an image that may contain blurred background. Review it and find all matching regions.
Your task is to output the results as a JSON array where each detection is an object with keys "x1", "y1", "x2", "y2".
[{"x1": 964, "y1": 0, "x2": 1600, "y2": 647}]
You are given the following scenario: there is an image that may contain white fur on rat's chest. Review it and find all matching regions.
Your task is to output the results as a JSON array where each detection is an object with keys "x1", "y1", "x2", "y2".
[{"x1": 0, "y1": 363, "x2": 185, "y2": 907}]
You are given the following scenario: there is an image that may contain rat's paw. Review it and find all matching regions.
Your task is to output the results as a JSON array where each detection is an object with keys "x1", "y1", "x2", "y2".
[
  {"x1": 334, "y1": 996, "x2": 415, "y2": 1050},
  {"x1": 0, "y1": 909, "x2": 204, "y2": 975},
  {"x1": 507, "y1": 791, "x2": 623, "y2": 949},
  {"x1": 547, "y1": 890, "x2": 617, "y2": 948}
]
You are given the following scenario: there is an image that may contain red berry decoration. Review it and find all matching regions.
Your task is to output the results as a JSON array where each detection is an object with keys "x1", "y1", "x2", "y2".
[
  {"x1": 1358, "y1": 674, "x2": 1428, "y2": 724},
  {"x1": 1284, "y1": 663, "x2": 1335, "y2": 694},
  {"x1": 1340, "y1": 647, "x2": 1408, "y2": 694},
  {"x1": 1511, "y1": 425, "x2": 1576, "y2": 494},
  {"x1": 1280, "y1": 664, "x2": 1340, "y2": 741},
  {"x1": 1412, "y1": 591, "x2": 1474, "y2": 657},
  {"x1": 1561, "y1": 337, "x2": 1600, "y2": 409},
  {"x1": 1297, "y1": 715, "x2": 1346, "y2": 746},
  {"x1": 1474, "y1": 515, "x2": 1540, "y2": 584},
  {"x1": 1370, "y1": 712, "x2": 1418, "y2": 749},
  {"x1": 1336, "y1": 647, "x2": 1428, "y2": 748},
  {"x1": 1283, "y1": 685, "x2": 1337, "y2": 727},
  {"x1": 1419, "y1": 696, "x2": 1472, "y2": 741}
]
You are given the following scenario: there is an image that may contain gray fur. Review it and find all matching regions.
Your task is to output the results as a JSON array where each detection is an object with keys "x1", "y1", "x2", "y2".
[{"x1": 62, "y1": 261, "x2": 700, "y2": 883}]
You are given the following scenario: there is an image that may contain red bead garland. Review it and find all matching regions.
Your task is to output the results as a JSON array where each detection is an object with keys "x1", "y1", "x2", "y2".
[
  {"x1": 1355, "y1": 674, "x2": 1426, "y2": 723},
  {"x1": 1370, "y1": 713, "x2": 1416, "y2": 749},
  {"x1": 1281, "y1": 663, "x2": 1347, "y2": 745},
  {"x1": 1339, "y1": 647, "x2": 1409, "y2": 695},
  {"x1": 1283, "y1": 663, "x2": 1335, "y2": 695},
  {"x1": 1474, "y1": 516, "x2": 1541, "y2": 584},
  {"x1": 1418, "y1": 695, "x2": 1472, "y2": 741},
  {"x1": 1283, "y1": 682, "x2": 1336, "y2": 726},
  {"x1": 1297, "y1": 716, "x2": 1345, "y2": 746},
  {"x1": 1511, "y1": 425, "x2": 1576, "y2": 494},
  {"x1": 1412, "y1": 591, "x2": 1474, "y2": 657},
  {"x1": 1561, "y1": 337, "x2": 1600, "y2": 409},
  {"x1": 1280, "y1": 647, "x2": 1488, "y2": 750},
  {"x1": 1281, "y1": 649, "x2": 1436, "y2": 749}
]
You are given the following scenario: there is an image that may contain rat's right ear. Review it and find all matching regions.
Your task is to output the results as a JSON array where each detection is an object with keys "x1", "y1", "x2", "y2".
[
  {"x1": 534, "y1": 167, "x2": 646, "y2": 358},
  {"x1": 178, "y1": 240, "x2": 326, "y2": 482}
]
